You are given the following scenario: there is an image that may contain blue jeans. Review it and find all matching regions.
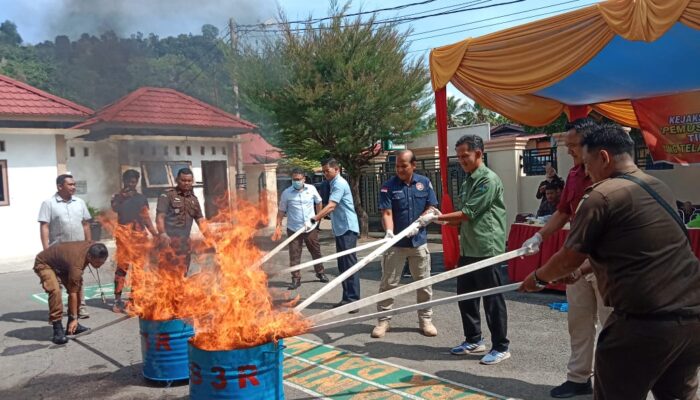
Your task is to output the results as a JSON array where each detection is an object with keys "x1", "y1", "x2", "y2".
[{"x1": 335, "y1": 231, "x2": 360, "y2": 302}]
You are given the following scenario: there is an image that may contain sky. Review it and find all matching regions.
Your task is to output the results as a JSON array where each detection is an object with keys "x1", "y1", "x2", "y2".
[{"x1": 0, "y1": 0, "x2": 601, "y2": 100}]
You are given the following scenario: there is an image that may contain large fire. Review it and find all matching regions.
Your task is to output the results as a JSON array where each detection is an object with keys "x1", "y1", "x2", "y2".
[{"x1": 103, "y1": 196, "x2": 310, "y2": 350}]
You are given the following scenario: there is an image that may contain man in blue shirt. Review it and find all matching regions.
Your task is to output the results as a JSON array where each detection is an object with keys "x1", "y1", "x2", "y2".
[
  {"x1": 313, "y1": 158, "x2": 361, "y2": 311},
  {"x1": 372, "y1": 150, "x2": 439, "y2": 338},
  {"x1": 272, "y1": 168, "x2": 329, "y2": 290}
]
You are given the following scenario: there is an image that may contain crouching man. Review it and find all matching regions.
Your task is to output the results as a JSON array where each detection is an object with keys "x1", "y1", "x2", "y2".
[{"x1": 34, "y1": 241, "x2": 109, "y2": 344}]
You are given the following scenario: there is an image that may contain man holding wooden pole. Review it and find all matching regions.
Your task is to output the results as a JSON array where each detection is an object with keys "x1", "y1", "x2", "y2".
[
  {"x1": 372, "y1": 150, "x2": 439, "y2": 338},
  {"x1": 435, "y1": 134, "x2": 510, "y2": 365}
]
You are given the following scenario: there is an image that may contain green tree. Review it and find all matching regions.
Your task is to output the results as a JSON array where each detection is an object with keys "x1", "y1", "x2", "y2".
[
  {"x1": 459, "y1": 101, "x2": 509, "y2": 126},
  {"x1": 234, "y1": 6, "x2": 429, "y2": 235},
  {"x1": 0, "y1": 20, "x2": 22, "y2": 45}
]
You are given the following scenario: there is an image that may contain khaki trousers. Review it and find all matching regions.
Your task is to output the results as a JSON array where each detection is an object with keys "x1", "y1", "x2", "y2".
[
  {"x1": 566, "y1": 273, "x2": 612, "y2": 383},
  {"x1": 377, "y1": 245, "x2": 432, "y2": 321},
  {"x1": 34, "y1": 266, "x2": 65, "y2": 323}
]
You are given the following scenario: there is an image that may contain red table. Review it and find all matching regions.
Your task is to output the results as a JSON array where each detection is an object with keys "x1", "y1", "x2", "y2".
[{"x1": 507, "y1": 224, "x2": 700, "y2": 292}]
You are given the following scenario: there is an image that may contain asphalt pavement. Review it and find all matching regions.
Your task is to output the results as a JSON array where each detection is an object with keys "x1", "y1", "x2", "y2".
[{"x1": 0, "y1": 228, "x2": 588, "y2": 400}]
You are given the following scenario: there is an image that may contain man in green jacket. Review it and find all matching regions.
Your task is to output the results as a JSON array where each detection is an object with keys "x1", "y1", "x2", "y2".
[{"x1": 434, "y1": 134, "x2": 510, "y2": 365}]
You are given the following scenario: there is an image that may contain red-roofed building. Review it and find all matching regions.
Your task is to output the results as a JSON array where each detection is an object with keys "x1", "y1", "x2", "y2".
[
  {"x1": 0, "y1": 74, "x2": 93, "y2": 266},
  {"x1": 66, "y1": 87, "x2": 279, "y2": 230}
]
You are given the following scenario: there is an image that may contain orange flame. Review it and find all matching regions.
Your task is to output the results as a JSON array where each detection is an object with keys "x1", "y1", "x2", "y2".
[{"x1": 106, "y1": 196, "x2": 310, "y2": 350}]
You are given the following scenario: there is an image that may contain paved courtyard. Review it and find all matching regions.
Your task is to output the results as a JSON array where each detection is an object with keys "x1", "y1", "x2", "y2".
[{"x1": 0, "y1": 228, "x2": 587, "y2": 400}]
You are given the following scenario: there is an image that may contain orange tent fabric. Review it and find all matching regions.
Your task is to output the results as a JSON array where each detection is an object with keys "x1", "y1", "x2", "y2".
[{"x1": 429, "y1": 0, "x2": 700, "y2": 127}]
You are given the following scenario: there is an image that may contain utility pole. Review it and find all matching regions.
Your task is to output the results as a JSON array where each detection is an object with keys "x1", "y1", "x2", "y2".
[{"x1": 229, "y1": 18, "x2": 247, "y2": 193}]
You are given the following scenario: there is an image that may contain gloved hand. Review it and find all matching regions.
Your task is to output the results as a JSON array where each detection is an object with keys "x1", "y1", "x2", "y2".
[
  {"x1": 304, "y1": 219, "x2": 316, "y2": 232},
  {"x1": 406, "y1": 225, "x2": 420, "y2": 238},
  {"x1": 417, "y1": 209, "x2": 440, "y2": 227},
  {"x1": 384, "y1": 230, "x2": 394, "y2": 239},
  {"x1": 522, "y1": 232, "x2": 543, "y2": 255}
]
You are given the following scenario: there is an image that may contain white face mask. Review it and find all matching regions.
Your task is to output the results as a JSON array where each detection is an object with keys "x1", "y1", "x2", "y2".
[{"x1": 292, "y1": 180, "x2": 303, "y2": 190}]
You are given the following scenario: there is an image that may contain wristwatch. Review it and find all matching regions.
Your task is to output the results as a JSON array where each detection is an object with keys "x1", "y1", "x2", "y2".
[{"x1": 533, "y1": 269, "x2": 548, "y2": 289}]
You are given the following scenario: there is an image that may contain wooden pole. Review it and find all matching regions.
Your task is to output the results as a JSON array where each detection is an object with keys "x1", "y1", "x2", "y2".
[
  {"x1": 310, "y1": 283, "x2": 520, "y2": 332},
  {"x1": 308, "y1": 248, "x2": 528, "y2": 323}
]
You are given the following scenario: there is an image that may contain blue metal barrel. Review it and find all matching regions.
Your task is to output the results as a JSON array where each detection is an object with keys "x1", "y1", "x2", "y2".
[
  {"x1": 139, "y1": 318, "x2": 195, "y2": 381},
  {"x1": 188, "y1": 339, "x2": 285, "y2": 400}
]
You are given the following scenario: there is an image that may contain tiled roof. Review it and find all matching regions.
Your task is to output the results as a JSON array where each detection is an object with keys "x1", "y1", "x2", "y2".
[
  {"x1": 240, "y1": 133, "x2": 281, "y2": 164},
  {"x1": 0, "y1": 74, "x2": 92, "y2": 119},
  {"x1": 73, "y1": 87, "x2": 256, "y2": 131}
]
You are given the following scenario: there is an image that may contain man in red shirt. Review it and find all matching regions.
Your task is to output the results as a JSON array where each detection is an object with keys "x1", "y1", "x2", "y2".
[{"x1": 523, "y1": 118, "x2": 612, "y2": 398}]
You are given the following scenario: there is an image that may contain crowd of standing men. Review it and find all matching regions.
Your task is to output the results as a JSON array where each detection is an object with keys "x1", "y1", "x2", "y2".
[{"x1": 29, "y1": 119, "x2": 699, "y2": 399}]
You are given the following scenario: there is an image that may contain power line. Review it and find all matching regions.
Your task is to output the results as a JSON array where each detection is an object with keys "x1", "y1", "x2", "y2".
[
  {"x1": 409, "y1": 0, "x2": 585, "y2": 37},
  {"x1": 236, "y1": 0, "x2": 441, "y2": 28},
  {"x1": 239, "y1": 0, "x2": 525, "y2": 34},
  {"x1": 409, "y1": 1, "x2": 598, "y2": 44}
]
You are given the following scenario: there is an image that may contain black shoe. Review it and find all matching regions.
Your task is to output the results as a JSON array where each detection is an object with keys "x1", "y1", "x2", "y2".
[
  {"x1": 51, "y1": 321, "x2": 68, "y2": 345},
  {"x1": 67, "y1": 316, "x2": 90, "y2": 336},
  {"x1": 288, "y1": 278, "x2": 301, "y2": 290},
  {"x1": 550, "y1": 379, "x2": 592, "y2": 398},
  {"x1": 316, "y1": 273, "x2": 329, "y2": 283}
]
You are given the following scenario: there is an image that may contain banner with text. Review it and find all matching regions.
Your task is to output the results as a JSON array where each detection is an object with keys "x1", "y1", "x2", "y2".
[{"x1": 633, "y1": 91, "x2": 700, "y2": 165}]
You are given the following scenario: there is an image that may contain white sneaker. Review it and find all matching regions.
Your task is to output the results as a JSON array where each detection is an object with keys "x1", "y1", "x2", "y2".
[{"x1": 480, "y1": 349, "x2": 511, "y2": 365}]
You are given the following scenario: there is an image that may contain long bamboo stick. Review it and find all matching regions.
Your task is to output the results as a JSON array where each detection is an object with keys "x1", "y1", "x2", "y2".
[
  {"x1": 294, "y1": 221, "x2": 422, "y2": 312},
  {"x1": 310, "y1": 283, "x2": 520, "y2": 332},
  {"x1": 274, "y1": 238, "x2": 390, "y2": 275},
  {"x1": 253, "y1": 222, "x2": 317, "y2": 269},
  {"x1": 308, "y1": 248, "x2": 527, "y2": 323},
  {"x1": 70, "y1": 315, "x2": 133, "y2": 339}
]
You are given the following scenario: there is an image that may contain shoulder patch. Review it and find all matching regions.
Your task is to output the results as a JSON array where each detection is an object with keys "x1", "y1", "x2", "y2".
[
  {"x1": 380, "y1": 187, "x2": 388, "y2": 193},
  {"x1": 477, "y1": 183, "x2": 488, "y2": 193}
]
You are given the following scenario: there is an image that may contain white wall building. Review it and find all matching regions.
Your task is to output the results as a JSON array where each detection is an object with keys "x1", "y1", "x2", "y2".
[
  {"x1": 0, "y1": 74, "x2": 93, "y2": 271},
  {"x1": 0, "y1": 81, "x2": 279, "y2": 272}
]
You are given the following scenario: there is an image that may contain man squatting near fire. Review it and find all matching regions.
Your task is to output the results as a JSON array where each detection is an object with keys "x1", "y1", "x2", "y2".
[
  {"x1": 524, "y1": 118, "x2": 613, "y2": 398},
  {"x1": 372, "y1": 149, "x2": 439, "y2": 338},
  {"x1": 110, "y1": 169, "x2": 158, "y2": 313},
  {"x1": 272, "y1": 167, "x2": 329, "y2": 290},
  {"x1": 156, "y1": 167, "x2": 208, "y2": 276},
  {"x1": 520, "y1": 125, "x2": 700, "y2": 400},
  {"x1": 34, "y1": 241, "x2": 109, "y2": 344}
]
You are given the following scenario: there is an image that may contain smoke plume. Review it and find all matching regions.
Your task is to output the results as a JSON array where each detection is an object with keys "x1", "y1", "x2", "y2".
[{"x1": 41, "y1": 0, "x2": 276, "y2": 40}]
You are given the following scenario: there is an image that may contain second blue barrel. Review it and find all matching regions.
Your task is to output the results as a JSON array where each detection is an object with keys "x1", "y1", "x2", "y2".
[
  {"x1": 139, "y1": 318, "x2": 195, "y2": 381},
  {"x1": 188, "y1": 339, "x2": 285, "y2": 400}
]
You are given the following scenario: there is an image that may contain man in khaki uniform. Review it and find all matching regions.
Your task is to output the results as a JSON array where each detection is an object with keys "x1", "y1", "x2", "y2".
[
  {"x1": 523, "y1": 118, "x2": 612, "y2": 398},
  {"x1": 372, "y1": 150, "x2": 439, "y2": 338},
  {"x1": 34, "y1": 241, "x2": 109, "y2": 344},
  {"x1": 520, "y1": 125, "x2": 700, "y2": 399},
  {"x1": 156, "y1": 167, "x2": 207, "y2": 276}
]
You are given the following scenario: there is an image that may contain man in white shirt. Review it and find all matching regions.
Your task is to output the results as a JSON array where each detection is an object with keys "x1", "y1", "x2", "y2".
[
  {"x1": 272, "y1": 168, "x2": 328, "y2": 290},
  {"x1": 38, "y1": 174, "x2": 92, "y2": 318}
]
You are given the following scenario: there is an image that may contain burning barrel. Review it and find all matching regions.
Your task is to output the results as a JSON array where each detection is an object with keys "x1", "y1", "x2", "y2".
[
  {"x1": 139, "y1": 318, "x2": 195, "y2": 381},
  {"x1": 188, "y1": 339, "x2": 285, "y2": 400}
]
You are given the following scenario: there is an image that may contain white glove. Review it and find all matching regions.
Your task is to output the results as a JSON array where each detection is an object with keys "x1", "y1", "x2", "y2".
[
  {"x1": 303, "y1": 219, "x2": 316, "y2": 232},
  {"x1": 417, "y1": 210, "x2": 440, "y2": 227},
  {"x1": 522, "y1": 232, "x2": 543, "y2": 255},
  {"x1": 384, "y1": 230, "x2": 394, "y2": 239},
  {"x1": 405, "y1": 226, "x2": 420, "y2": 238}
]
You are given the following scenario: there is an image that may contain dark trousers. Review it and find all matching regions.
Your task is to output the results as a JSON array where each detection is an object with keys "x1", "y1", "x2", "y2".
[
  {"x1": 457, "y1": 256, "x2": 509, "y2": 352},
  {"x1": 594, "y1": 312, "x2": 700, "y2": 400},
  {"x1": 288, "y1": 229, "x2": 324, "y2": 279},
  {"x1": 335, "y1": 231, "x2": 360, "y2": 302}
]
